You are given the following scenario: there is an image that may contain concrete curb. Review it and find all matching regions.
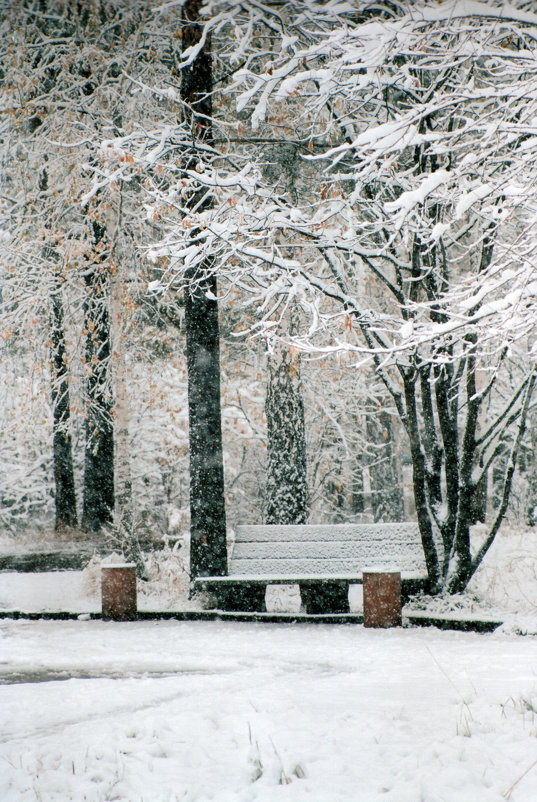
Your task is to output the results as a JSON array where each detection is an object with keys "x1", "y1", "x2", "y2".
[{"x1": 0, "y1": 609, "x2": 503, "y2": 631}]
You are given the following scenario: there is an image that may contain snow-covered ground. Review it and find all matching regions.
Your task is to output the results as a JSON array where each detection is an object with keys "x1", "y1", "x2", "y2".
[
  {"x1": 0, "y1": 526, "x2": 536, "y2": 801},
  {"x1": 1, "y1": 620, "x2": 537, "y2": 801}
]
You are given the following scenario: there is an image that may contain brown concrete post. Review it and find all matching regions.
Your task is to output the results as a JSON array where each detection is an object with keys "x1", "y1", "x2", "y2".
[
  {"x1": 363, "y1": 570, "x2": 401, "y2": 628},
  {"x1": 101, "y1": 564, "x2": 137, "y2": 621}
]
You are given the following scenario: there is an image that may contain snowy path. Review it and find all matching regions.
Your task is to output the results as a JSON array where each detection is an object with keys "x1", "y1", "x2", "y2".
[{"x1": 1, "y1": 619, "x2": 537, "y2": 801}]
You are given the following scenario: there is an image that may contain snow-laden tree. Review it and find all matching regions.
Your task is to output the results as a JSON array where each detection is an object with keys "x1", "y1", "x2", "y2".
[
  {"x1": 125, "y1": 0, "x2": 537, "y2": 592},
  {"x1": 179, "y1": 0, "x2": 228, "y2": 578},
  {"x1": 80, "y1": 0, "x2": 348, "y2": 569},
  {"x1": 116, "y1": 1, "x2": 365, "y2": 538},
  {"x1": 0, "y1": 0, "x2": 180, "y2": 549},
  {"x1": 265, "y1": 336, "x2": 308, "y2": 525},
  {"x1": 1, "y1": 0, "x2": 273, "y2": 554},
  {"x1": 18, "y1": 0, "x2": 537, "y2": 594},
  {"x1": 226, "y1": 0, "x2": 537, "y2": 592}
]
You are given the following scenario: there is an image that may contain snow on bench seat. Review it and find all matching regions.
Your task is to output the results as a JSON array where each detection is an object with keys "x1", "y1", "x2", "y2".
[{"x1": 194, "y1": 523, "x2": 428, "y2": 614}]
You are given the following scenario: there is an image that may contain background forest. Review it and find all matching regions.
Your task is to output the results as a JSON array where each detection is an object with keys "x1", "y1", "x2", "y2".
[{"x1": 3, "y1": 0, "x2": 537, "y2": 594}]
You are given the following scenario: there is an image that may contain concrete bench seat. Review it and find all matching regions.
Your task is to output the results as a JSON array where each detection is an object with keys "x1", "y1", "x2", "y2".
[{"x1": 193, "y1": 522, "x2": 429, "y2": 614}]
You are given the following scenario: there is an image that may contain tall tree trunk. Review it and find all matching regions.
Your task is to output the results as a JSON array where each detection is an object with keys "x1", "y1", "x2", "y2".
[
  {"x1": 265, "y1": 342, "x2": 308, "y2": 524},
  {"x1": 50, "y1": 285, "x2": 77, "y2": 531},
  {"x1": 182, "y1": 0, "x2": 227, "y2": 578},
  {"x1": 403, "y1": 374, "x2": 441, "y2": 590},
  {"x1": 81, "y1": 225, "x2": 114, "y2": 532}
]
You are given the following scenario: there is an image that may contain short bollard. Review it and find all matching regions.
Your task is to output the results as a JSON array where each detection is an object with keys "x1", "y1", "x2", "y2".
[
  {"x1": 101, "y1": 564, "x2": 137, "y2": 621},
  {"x1": 363, "y1": 570, "x2": 401, "y2": 628}
]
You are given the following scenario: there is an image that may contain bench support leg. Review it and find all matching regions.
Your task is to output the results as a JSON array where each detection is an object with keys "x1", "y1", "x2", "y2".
[
  {"x1": 299, "y1": 582, "x2": 350, "y2": 614},
  {"x1": 216, "y1": 583, "x2": 267, "y2": 612}
]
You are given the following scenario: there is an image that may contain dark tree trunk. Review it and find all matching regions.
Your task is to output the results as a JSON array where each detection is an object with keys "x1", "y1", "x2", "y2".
[
  {"x1": 402, "y1": 374, "x2": 441, "y2": 590},
  {"x1": 351, "y1": 452, "x2": 365, "y2": 515},
  {"x1": 182, "y1": 0, "x2": 227, "y2": 578},
  {"x1": 451, "y1": 338, "x2": 480, "y2": 589},
  {"x1": 81, "y1": 244, "x2": 114, "y2": 532},
  {"x1": 50, "y1": 288, "x2": 77, "y2": 530},
  {"x1": 265, "y1": 344, "x2": 308, "y2": 524},
  {"x1": 185, "y1": 277, "x2": 228, "y2": 577}
]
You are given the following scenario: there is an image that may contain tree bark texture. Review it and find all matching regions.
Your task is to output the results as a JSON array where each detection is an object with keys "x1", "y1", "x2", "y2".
[
  {"x1": 402, "y1": 373, "x2": 441, "y2": 590},
  {"x1": 50, "y1": 288, "x2": 78, "y2": 530},
  {"x1": 81, "y1": 245, "x2": 114, "y2": 532},
  {"x1": 265, "y1": 343, "x2": 308, "y2": 525},
  {"x1": 185, "y1": 277, "x2": 228, "y2": 576},
  {"x1": 182, "y1": 0, "x2": 227, "y2": 578}
]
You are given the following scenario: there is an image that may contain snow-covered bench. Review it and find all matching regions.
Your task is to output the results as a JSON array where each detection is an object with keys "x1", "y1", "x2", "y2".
[{"x1": 193, "y1": 523, "x2": 429, "y2": 614}]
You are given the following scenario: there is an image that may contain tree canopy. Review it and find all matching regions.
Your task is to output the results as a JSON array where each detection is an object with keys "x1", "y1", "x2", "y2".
[{"x1": 3, "y1": 0, "x2": 537, "y2": 592}]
